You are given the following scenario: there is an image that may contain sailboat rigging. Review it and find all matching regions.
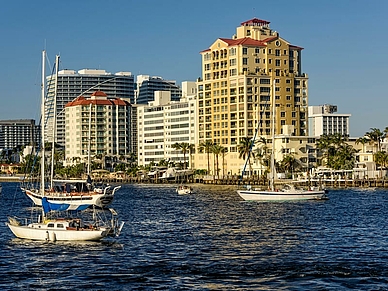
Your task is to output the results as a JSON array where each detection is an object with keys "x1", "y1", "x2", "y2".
[
  {"x1": 21, "y1": 54, "x2": 120, "y2": 209},
  {"x1": 237, "y1": 81, "x2": 327, "y2": 201},
  {"x1": 7, "y1": 50, "x2": 124, "y2": 241}
]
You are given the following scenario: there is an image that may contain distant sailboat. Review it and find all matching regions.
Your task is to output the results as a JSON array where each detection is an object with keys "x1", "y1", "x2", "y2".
[{"x1": 237, "y1": 81, "x2": 327, "y2": 201}]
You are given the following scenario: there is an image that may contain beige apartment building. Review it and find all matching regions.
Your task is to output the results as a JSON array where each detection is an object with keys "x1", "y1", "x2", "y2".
[
  {"x1": 195, "y1": 18, "x2": 309, "y2": 175},
  {"x1": 64, "y1": 91, "x2": 131, "y2": 168}
]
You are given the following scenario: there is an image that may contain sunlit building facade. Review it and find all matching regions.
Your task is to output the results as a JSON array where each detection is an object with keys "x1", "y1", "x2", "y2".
[
  {"x1": 46, "y1": 69, "x2": 134, "y2": 147},
  {"x1": 64, "y1": 91, "x2": 131, "y2": 165},
  {"x1": 137, "y1": 82, "x2": 197, "y2": 167},
  {"x1": 195, "y1": 18, "x2": 309, "y2": 175}
]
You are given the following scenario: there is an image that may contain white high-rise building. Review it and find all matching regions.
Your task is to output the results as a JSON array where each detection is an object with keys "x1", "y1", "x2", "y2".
[
  {"x1": 137, "y1": 82, "x2": 197, "y2": 167},
  {"x1": 46, "y1": 69, "x2": 134, "y2": 147},
  {"x1": 308, "y1": 104, "x2": 351, "y2": 137}
]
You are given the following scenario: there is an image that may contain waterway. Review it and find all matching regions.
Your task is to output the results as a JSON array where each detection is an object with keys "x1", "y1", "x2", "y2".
[{"x1": 0, "y1": 182, "x2": 387, "y2": 290}]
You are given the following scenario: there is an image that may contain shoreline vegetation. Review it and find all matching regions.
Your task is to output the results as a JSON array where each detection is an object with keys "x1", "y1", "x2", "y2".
[{"x1": 1, "y1": 174, "x2": 387, "y2": 189}]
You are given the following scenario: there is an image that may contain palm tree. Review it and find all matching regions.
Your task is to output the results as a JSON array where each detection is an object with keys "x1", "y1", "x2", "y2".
[
  {"x1": 199, "y1": 140, "x2": 214, "y2": 174},
  {"x1": 366, "y1": 128, "x2": 384, "y2": 152},
  {"x1": 188, "y1": 144, "x2": 195, "y2": 170},
  {"x1": 220, "y1": 146, "x2": 228, "y2": 177},
  {"x1": 238, "y1": 137, "x2": 255, "y2": 176},
  {"x1": 211, "y1": 144, "x2": 223, "y2": 177},
  {"x1": 281, "y1": 154, "x2": 298, "y2": 178},
  {"x1": 374, "y1": 151, "x2": 388, "y2": 177},
  {"x1": 171, "y1": 142, "x2": 192, "y2": 169},
  {"x1": 254, "y1": 137, "x2": 269, "y2": 176},
  {"x1": 355, "y1": 136, "x2": 370, "y2": 153}
]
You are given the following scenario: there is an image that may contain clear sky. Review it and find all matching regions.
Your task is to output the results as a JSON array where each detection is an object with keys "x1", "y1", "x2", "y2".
[{"x1": 0, "y1": 0, "x2": 387, "y2": 137}]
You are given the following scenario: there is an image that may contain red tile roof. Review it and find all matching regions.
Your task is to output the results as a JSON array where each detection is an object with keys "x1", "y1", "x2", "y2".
[
  {"x1": 219, "y1": 37, "x2": 269, "y2": 47},
  {"x1": 65, "y1": 91, "x2": 129, "y2": 107},
  {"x1": 289, "y1": 44, "x2": 304, "y2": 50},
  {"x1": 241, "y1": 18, "x2": 270, "y2": 26}
]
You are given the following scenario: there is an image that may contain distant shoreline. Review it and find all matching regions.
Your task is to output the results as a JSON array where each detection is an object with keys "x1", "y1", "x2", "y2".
[{"x1": 0, "y1": 176, "x2": 22, "y2": 182}]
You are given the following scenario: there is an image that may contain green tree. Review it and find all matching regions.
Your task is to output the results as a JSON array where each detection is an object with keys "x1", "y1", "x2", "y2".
[
  {"x1": 211, "y1": 144, "x2": 223, "y2": 176},
  {"x1": 281, "y1": 154, "x2": 299, "y2": 177},
  {"x1": 374, "y1": 151, "x2": 388, "y2": 177},
  {"x1": 238, "y1": 137, "x2": 255, "y2": 176},
  {"x1": 220, "y1": 146, "x2": 228, "y2": 177},
  {"x1": 199, "y1": 140, "x2": 214, "y2": 174},
  {"x1": 171, "y1": 142, "x2": 192, "y2": 169},
  {"x1": 366, "y1": 128, "x2": 384, "y2": 152}
]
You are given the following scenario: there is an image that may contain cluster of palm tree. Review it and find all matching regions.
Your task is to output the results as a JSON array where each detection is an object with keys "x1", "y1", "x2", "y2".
[
  {"x1": 356, "y1": 127, "x2": 388, "y2": 176},
  {"x1": 316, "y1": 133, "x2": 358, "y2": 170},
  {"x1": 238, "y1": 137, "x2": 299, "y2": 178},
  {"x1": 197, "y1": 140, "x2": 228, "y2": 176},
  {"x1": 171, "y1": 142, "x2": 195, "y2": 169}
]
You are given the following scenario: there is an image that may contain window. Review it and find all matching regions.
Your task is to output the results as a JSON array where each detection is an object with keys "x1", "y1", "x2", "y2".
[
  {"x1": 260, "y1": 79, "x2": 270, "y2": 84},
  {"x1": 230, "y1": 59, "x2": 236, "y2": 66},
  {"x1": 275, "y1": 49, "x2": 280, "y2": 56},
  {"x1": 242, "y1": 48, "x2": 248, "y2": 55},
  {"x1": 243, "y1": 58, "x2": 248, "y2": 65},
  {"x1": 275, "y1": 59, "x2": 280, "y2": 66}
]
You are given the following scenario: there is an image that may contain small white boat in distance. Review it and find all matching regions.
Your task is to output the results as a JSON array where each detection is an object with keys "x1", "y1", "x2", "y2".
[
  {"x1": 176, "y1": 185, "x2": 193, "y2": 195},
  {"x1": 237, "y1": 184, "x2": 327, "y2": 201}
]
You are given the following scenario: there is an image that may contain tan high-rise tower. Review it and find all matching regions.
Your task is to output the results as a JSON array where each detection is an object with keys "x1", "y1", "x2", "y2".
[{"x1": 196, "y1": 18, "x2": 308, "y2": 176}]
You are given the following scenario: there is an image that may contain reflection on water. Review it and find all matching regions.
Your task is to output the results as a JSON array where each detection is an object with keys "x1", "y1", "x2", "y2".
[{"x1": 1, "y1": 183, "x2": 388, "y2": 290}]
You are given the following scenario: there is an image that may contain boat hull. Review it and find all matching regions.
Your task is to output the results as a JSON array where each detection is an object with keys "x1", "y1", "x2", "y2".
[
  {"x1": 6, "y1": 223, "x2": 110, "y2": 241},
  {"x1": 23, "y1": 188, "x2": 115, "y2": 208},
  {"x1": 237, "y1": 189, "x2": 327, "y2": 201}
]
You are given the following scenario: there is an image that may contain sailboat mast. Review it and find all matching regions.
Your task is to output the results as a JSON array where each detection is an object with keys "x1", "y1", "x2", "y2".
[
  {"x1": 50, "y1": 55, "x2": 60, "y2": 188},
  {"x1": 40, "y1": 50, "x2": 46, "y2": 196},
  {"x1": 270, "y1": 81, "x2": 276, "y2": 191},
  {"x1": 87, "y1": 103, "x2": 92, "y2": 176}
]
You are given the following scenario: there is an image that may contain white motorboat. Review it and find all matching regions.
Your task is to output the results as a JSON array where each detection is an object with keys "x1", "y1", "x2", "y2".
[{"x1": 176, "y1": 185, "x2": 193, "y2": 195}]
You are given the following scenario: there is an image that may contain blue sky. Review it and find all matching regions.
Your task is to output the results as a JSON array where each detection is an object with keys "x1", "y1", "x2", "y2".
[{"x1": 0, "y1": 0, "x2": 387, "y2": 137}]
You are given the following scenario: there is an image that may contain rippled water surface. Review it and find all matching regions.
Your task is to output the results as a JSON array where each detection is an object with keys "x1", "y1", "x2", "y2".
[{"x1": 1, "y1": 182, "x2": 388, "y2": 290}]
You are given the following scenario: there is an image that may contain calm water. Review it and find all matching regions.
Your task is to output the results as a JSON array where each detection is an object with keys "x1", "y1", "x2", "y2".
[{"x1": 1, "y1": 182, "x2": 388, "y2": 290}]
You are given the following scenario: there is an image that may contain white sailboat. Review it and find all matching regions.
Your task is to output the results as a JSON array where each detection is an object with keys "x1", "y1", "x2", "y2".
[
  {"x1": 7, "y1": 197, "x2": 124, "y2": 241},
  {"x1": 7, "y1": 51, "x2": 124, "y2": 241},
  {"x1": 22, "y1": 53, "x2": 120, "y2": 209},
  {"x1": 237, "y1": 81, "x2": 327, "y2": 201}
]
